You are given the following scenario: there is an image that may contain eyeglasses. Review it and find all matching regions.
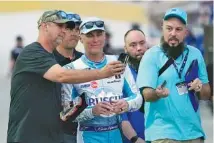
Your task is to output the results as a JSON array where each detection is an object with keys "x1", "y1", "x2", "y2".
[
  {"x1": 45, "y1": 10, "x2": 67, "y2": 20},
  {"x1": 67, "y1": 13, "x2": 81, "y2": 22},
  {"x1": 82, "y1": 21, "x2": 104, "y2": 29}
]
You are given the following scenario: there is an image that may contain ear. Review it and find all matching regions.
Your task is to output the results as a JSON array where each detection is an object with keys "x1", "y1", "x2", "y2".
[
  {"x1": 42, "y1": 23, "x2": 48, "y2": 32},
  {"x1": 184, "y1": 27, "x2": 188, "y2": 37},
  {"x1": 124, "y1": 45, "x2": 127, "y2": 53}
]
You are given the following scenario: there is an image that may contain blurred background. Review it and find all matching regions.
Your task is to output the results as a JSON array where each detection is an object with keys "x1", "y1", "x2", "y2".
[{"x1": 0, "y1": 1, "x2": 213, "y2": 143}]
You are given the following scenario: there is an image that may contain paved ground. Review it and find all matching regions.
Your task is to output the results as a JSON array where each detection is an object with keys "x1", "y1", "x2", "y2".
[{"x1": 0, "y1": 76, "x2": 213, "y2": 143}]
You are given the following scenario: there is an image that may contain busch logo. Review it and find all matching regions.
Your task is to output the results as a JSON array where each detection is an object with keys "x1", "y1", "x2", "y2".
[
  {"x1": 87, "y1": 90, "x2": 122, "y2": 106},
  {"x1": 88, "y1": 95, "x2": 122, "y2": 106}
]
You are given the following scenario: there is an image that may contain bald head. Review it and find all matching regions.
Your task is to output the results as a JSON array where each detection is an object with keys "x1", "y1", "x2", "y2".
[{"x1": 124, "y1": 29, "x2": 147, "y2": 60}]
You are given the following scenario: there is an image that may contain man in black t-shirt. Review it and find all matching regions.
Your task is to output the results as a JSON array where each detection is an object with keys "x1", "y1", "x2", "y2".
[
  {"x1": 7, "y1": 10, "x2": 124, "y2": 143},
  {"x1": 53, "y1": 12, "x2": 82, "y2": 143}
]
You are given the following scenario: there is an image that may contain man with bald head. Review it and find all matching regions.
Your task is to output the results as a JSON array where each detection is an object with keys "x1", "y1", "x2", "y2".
[
  {"x1": 121, "y1": 29, "x2": 147, "y2": 143},
  {"x1": 137, "y1": 8, "x2": 211, "y2": 143}
]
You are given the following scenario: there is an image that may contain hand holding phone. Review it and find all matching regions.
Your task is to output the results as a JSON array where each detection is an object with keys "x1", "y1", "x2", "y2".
[
  {"x1": 118, "y1": 53, "x2": 129, "y2": 65},
  {"x1": 156, "y1": 80, "x2": 169, "y2": 98},
  {"x1": 161, "y1": 80, "x2": 167, "y2": 88}
]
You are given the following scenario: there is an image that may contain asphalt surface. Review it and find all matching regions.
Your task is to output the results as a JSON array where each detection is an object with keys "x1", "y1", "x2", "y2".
[{"x1": 0, "y1": 76, "x2": 213, "y2": 143}]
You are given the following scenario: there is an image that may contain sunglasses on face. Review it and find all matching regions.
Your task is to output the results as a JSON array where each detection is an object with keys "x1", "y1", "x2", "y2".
[
  {"x1": 83, "y1": 21, "x2": 104, "y2": 29},
  {"x1": 45, "y1": 10, "x2": 67, "y2": 20},
  {"x1": 67, "y1": 13, "x2": 81, "y2": 22}
]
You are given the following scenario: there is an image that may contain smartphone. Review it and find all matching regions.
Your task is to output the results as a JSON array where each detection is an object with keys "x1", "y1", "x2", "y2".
[
  {"x1": 118, "y1": 53, "x2": 129, "y2": 65},
  {"x1": 161, "y1": 80, "x2": 167, "y2": 88}
]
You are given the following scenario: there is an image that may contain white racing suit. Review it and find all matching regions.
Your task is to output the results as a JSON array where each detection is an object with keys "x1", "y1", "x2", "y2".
[{"x1": 61, "y1": 55, "x2": 142, "y2": 143}]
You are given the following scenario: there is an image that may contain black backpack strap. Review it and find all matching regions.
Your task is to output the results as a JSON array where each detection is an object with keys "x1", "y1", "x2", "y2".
[
  {"x1": 139, "y1": 87, "x2": 145, "y2": 113},
  {"x1": 158, "y1": 58, "x2": 174, "y2": 77},
  {"x1": 139, "y1": 58, "x2": 173, "y2": 113}
]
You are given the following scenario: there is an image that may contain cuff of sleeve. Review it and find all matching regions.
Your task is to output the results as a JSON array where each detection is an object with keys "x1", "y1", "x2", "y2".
[
  {"x1": 127, "y1": 100, "x2": 134, "y2": 111},
  {"x1": 87, "y1": 108, "x2": 95, "y2": 119}
]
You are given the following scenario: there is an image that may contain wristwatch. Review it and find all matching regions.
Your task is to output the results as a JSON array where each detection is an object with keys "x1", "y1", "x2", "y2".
[{"x1": 130, "y1": 135, "x2": 138, "y2": 143}]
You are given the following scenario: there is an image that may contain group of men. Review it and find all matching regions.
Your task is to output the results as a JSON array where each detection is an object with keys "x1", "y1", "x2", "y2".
[{"x1": 7, "y1": 7, "x2": 211, "y2": 143}]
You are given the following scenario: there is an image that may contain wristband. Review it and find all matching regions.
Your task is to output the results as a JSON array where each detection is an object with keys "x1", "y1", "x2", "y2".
[{"x1": 130, "y1": 135, "x2": 138, "y2": 143}]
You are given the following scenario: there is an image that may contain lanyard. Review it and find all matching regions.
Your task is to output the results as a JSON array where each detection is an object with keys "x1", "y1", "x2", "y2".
[{"x1": 172, "y1": 48, "x2": 189, "y2": 79}]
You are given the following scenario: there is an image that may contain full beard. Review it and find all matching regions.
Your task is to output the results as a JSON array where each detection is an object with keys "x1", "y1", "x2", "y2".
[
  {"x1": 127, "y1": 55, "x2": 141, "y2": 73},
  {"x1": 160, "y1": 36, "x2": 185, "y2": 59}
]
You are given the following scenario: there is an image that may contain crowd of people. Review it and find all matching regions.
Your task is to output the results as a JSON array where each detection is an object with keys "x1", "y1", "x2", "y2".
[{"x1": 7, "y1": 7, "x2": 212, "y2": 143}]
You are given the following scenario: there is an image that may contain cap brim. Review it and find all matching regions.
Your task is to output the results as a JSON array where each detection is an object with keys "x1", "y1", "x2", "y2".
[
  {"x1": 54, "y1": 20, "x2": 75, "y2": 29},
  {"x1": 81, "y1": 27, "x2": 105, "y2": 34},
  {"x1": 54, "y1": 19, "x2": 70, "y2": 24},
  {"x1": 164, "y1": 14, "x2": 186, "y2": 24}
]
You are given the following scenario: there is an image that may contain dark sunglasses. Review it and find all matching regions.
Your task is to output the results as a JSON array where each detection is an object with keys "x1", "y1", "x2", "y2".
[
  {"x1": 83, "y1": 21, "x2": 104, "y2": 29},
  {"x1": 67, "y1": 13, "x2": 81, "y2": 22},
  {"x1": 45, "y1": 10, "x2": 67, "y2": 20}
]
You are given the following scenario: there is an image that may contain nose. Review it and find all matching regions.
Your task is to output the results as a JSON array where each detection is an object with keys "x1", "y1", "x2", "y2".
[
  {"x1": 171, "y1": 29, "x2": 176, "y2": 36},
  {"x1": 93, "y1": 36, "x2": 99, "y2": 42},
  {"x1": 60, "y1": 26, "x2": 67, "y2": 37},
  {"x1": 136, "y1": 44, "x2": 143, "y2": 52},
  {"x1": 73, "y1": 30, "x2": 79, "y2": 36}
]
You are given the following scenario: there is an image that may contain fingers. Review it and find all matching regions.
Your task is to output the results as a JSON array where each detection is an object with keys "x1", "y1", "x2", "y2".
[
  {"x1": 112, "y1": 100, "x2": 125, "y2": 108},
  {"x1": 110, "y1": 62, "x2": 125, "y2": 71},
  {"x1": 112, "y1": 67, "x2": 125, "y2": 75},
  {"x1": 111, "y1": 100, "x2": 128, "y2": 112},
  {"x1": 93, "y1": 103, "x2": 113, "y2": 116},
  {"x1": 188, "y1": 83, "x2": 194, "y2": 90},
  {"x1": 104, "y1": 62, "x2": 125, "y2": 76},
  {"x1": 162, "y1": 88, "x2": 169, "y2": 96},
  {"x1": 108, "y1": 61, "x2": 123, "y2": 65},
  {"x1": 100, "y1": 102, "x2": 114, "y2": 111},
  {"x1": 99, "y1": 102, "x2": 114, "y2": 115},
  {"x1": 99, "y1": 108, "x2": 112, "y2": 115},
  {"x1": 156, "y1": 87, "x2": 169, "y2": 98},
  {"x1": 188, "y1": 78, "x2": 202, "y2": 91}
]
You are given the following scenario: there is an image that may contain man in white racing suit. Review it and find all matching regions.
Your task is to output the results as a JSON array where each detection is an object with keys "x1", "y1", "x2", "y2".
[{"x1": 61, "y1": 17, "x2": 143, "y2": 143}]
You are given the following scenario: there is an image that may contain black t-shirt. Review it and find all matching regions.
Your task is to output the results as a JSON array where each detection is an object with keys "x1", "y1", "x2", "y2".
[
  {"x1": 7, "y1": 42, "x2": 62, "y2": 143},
  {"x1": 53, "y1": 48, "x2": 82, "y2": 66},
  {"x1": 53, "y1": 48, "x2": 82, "y2": 135}
]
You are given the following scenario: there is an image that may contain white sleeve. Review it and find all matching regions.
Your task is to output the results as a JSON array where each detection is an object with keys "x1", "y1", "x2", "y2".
[
  {"x1": 61, "y1": 63, "x2": 74, "y2": 110},
  {"x1": 74, "y1": 108, "x2": 95, "y2": 123},
  {"x1": 123, "y1": 65, "x2": 143, "y2": 112}
]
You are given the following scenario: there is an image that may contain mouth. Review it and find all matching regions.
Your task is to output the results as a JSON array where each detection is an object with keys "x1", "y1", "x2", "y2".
[
  {"x1": 91, "y1": 44, "x2": 101, "y2": 47},
  {"x1": 70, "y1": 36, "x2": 79, "y2": 41},
  {"x1": 169, "y1": 37, "x2": 179, "y2": 42},
  {"x1": 168, "y1": 39, "x2": 179, "y2": 46},
  {"x1": 58, "y1": 34, "x2": 64, "y2": 39},
  {"x1": 136, "y1": 55, "x2": 143, "y2": 59},
  {"x1": 70, "y1": 38, "x2": 78, "y2": 42}
]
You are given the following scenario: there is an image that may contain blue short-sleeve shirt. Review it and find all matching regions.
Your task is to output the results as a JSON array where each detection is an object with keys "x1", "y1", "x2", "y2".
[{"x1": 136, "y1": 45, "x2": 208, "y2": 141}]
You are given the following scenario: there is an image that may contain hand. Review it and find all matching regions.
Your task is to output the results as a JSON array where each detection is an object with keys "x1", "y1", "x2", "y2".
[
  {"x1": 100, "y1": 61, "x2": 125, "y2": 78},
  {"x1": 155, "y1": 86, "x2": 169, "y2": 98},
  {"x1": 92, "y1": 102, "x2": 114, "y2": 116},
  {"x1": 111, "y1": 99, "x2": 129, "y2": 114},
  {"x1": 188, "y1": 78, "x2": 202, "y2": 92},
  {"x1": 135, "y1": 137, "x2": 146, "y2": 143}
]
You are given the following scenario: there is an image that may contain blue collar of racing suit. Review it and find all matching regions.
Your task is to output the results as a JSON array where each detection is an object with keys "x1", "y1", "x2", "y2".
[{"x1": 81, "y1": 54, "x2": 107, "y2": 69}]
